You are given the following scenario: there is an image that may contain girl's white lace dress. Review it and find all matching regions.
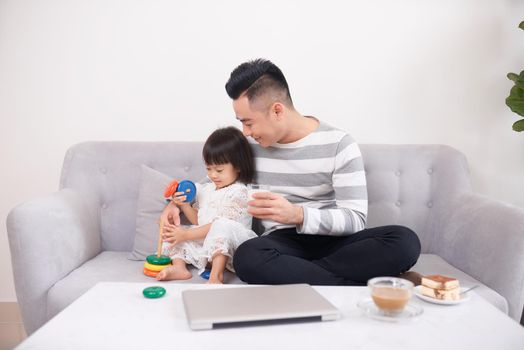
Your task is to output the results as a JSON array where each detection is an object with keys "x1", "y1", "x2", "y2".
[{"x1": 162, "y1": 182, "x2": 257, "y2": 273}]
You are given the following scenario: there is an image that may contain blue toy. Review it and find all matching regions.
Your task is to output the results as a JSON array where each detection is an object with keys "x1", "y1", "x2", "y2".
[
  {"x1": 177, "y1": 180, "x2": 197, "y2": 202},
  {"x1": 200, "y1": 270, "x2": 210, "y2": 280},
  {"x1": 164, "y1": 179, "x2": 197, "y2": 203}
]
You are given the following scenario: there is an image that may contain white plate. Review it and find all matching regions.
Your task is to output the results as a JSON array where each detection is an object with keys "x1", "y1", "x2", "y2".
[
  {"x1": 414, "y1": 285, "x2": 471, "y2": 305},
  {"x1": 357, "y1": 298, "x2": 423, "y2": 322}
]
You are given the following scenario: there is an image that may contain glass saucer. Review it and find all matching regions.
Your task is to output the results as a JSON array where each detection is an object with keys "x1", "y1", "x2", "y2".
[{"x1": 357, "y1": 298, "x2": 423, "y2": 322}]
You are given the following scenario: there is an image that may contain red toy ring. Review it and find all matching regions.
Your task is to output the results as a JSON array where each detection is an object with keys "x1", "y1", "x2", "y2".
[
  {"x1": 143, "y1": 268, "x2": 159, "y2": 278},
  {"x1": 164, "y1": 180, "x2": 179, "y2": 198}
]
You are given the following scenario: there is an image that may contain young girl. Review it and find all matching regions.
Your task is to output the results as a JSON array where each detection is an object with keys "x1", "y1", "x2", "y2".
[{"x1": 156, "y1": 126, "x2": 257, "y2": 284}]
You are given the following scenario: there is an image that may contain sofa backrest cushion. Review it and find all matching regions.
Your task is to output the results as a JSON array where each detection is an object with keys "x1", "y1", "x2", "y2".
[
  {"x1": 60, "y1": 142, "x2": 471, "y2": 253},
  {"x1": 60, "y1": 142, "x2": 207, "y2": 251},
  {"x1": 362, "y1": 145, "x2": 471, "y2": 252}
]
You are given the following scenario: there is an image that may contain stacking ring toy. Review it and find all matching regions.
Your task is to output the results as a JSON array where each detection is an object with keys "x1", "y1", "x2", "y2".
[
  {"x1": 144, "y1": 262, "x2": 170, "y2": 272},
  {"x1": 164, "y1": 179, "x2": 197, "y2": 203},
  {"x1": 143, "y1": 286, "x2": 166, "y2": 299},
  {"x1": 143, "y1": 268, "x2": 159, "y2": 278},
  {"x1": 146, "y1": 255, "x2": 171, "y2": 265},
  {"x1": 143, "y1": 254, "x2": 172, "y2": 278},
  {"x1": 177, "y1": 180, "x2": 197, "y2": 202},
  {"x1": 164, "y1": 180, "x2": 179, "y2": 198}
]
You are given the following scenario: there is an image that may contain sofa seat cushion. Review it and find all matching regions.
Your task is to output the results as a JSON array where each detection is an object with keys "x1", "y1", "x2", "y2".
[
  {"x1": 46, "y1": 251, "x2": 243, "y2": 320},
  {"x1": 412, "y1": 254, "x2": 508, "y2": 314},
  {"x1": 47, "y1": 252, "x2": 508, "y2": 322}
]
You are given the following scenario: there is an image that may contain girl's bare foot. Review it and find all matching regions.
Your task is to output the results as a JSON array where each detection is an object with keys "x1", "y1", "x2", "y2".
[
  {"x1": 207, "y1": 272, "x2": 224, "y2": 284},
  {"x1": 156, "y1": 266, "x2": 192, "y2": 281},
  {"x1": 207, "y1": 253, "x2": 227, "y2": 284}
]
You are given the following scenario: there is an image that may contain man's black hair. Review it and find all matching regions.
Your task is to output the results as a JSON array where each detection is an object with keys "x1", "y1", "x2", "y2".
[
  {"x1": 202, "y1": 126, "x2": 256, "y2": 184},
  {"x1": 225, "y1": 58, "x2": 293, "y2": 107}
]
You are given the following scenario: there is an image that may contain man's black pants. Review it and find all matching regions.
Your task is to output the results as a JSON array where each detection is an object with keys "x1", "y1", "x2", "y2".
[{"x1": 233, "y1": 225, "x2": 421, "y2": 285}]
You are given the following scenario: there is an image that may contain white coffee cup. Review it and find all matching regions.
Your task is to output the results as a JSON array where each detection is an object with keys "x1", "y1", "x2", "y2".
[{"x1": 247, "y1": 184, "x2": 271, "y2": 200}]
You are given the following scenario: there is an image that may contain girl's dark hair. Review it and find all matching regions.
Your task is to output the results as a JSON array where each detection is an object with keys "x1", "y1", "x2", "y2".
[{"x1": 202, "y1": 126, "x2": 256, "y2": 184}]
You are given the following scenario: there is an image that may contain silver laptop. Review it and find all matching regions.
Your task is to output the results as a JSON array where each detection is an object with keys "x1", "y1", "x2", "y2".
[{"x1": 182, "y1": 284, "x2": 341, "y2": 330}]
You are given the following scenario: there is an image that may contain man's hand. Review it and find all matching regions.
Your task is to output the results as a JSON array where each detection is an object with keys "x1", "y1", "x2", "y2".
[
  {"x1": 160, "y1": 201, "x2": 181, "y2": 226},
  {"x1": 248, "y1": 192, "x2": 304, "y2": 225},
  {"x1": 162, "y1": 223, "x2": 188, "y2": 248}
]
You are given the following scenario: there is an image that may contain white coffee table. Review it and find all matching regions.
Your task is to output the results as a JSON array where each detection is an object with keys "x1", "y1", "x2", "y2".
[{"x1": 17, "y1": 282, "x2": 524, "y2": 349}]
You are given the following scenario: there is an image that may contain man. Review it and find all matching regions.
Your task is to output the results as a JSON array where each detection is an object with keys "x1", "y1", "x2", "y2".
[{"x1": 163, "y1": 59, "x2": 421, "y2": 285}]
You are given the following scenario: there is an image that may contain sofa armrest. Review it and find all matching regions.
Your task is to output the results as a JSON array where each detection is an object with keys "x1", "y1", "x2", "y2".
[
  {"x1": 6, "y1": 189, "x2": 101, "y2": 334},
  {"x1": 430, "y1": 192, "x2": 524, "y2": 321}
]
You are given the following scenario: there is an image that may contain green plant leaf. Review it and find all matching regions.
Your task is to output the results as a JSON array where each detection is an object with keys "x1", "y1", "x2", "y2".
[
  {"x1": 506, "y1": 85, "x2": 524, "y2": 114},
  {"x1": 506, "y1": 24, "x2": 524, "y2": 132},
  {"x1": 506, "y1": 70, "x2": 524, "y2": 117},
  {"x1": 510, "y1": 71, "x2": 524, "y2": 89},
  {"x1": 506, "y1": 99, "x2": 524, "y2": 118},
  {"x1": 508, "y1": 72, "x2": 519, "y2": 81},
  {"x1": 513, "y1": 119, "x2": 524, "y2": 132}
]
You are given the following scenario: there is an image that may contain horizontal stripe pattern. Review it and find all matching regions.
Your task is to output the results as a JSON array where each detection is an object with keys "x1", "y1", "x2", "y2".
[
  {"x1": 249, "y1": 128, "x2": 347, "y2": 149},
  {"x1": 257, "y1": 172, "x2": 333, "y2": 187},
  {"x1": 256, "y1": 157, "x2": 336, "y2": 174},
  {"x1": 333, "y1": 171, "x2": 367, "y2": 186},
  {"x1": 252, "y1": 142, "x2": 340, "y2": 160},
  {"x1": 252, "y1": 121, "x2": 368, "y2": 236}
]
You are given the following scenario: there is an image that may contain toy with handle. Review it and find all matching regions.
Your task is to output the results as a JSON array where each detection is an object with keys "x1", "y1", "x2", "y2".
[
  {"x1": 164, "y1": 179, "x2": 197, "y2": 203},
  {"x1": 163, "y1": 180, "x2": 179, "y2": 198},
  {"x1": 156, "y1": 218, "x2": 164, "y2": 257},
  {"x1": 142, "y1": 179, "x2": 197, "y2": 278},
  {"x1": 143, "y1": 217, "x2": 172, "y2": 278}
]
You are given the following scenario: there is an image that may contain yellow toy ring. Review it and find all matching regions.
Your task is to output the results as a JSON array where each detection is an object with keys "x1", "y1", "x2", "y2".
[{"x1": 144, "y1": 262, "x2": 170, "y2": 272}]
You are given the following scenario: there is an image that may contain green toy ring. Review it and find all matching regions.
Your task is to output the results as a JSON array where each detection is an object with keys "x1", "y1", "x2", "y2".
[
  {"x1": 143, "y1": 286, "x2": 166, "y2": 299},
  {"x1": 146, "y1": 255, "x2": 172, "y2": 265}
]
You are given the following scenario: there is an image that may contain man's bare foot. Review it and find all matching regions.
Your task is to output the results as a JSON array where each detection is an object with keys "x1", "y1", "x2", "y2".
[
  {"x1": 156, "y1": 266, "x2": 192, "y2": 281},
  {"x1": 207, "y1": 272, "x2": 224, "y2": 284}
]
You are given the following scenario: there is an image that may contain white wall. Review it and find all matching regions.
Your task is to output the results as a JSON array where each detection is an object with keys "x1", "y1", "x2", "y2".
[{"x1": 1, "y1": 0, "x2": 523, "y2": 301}]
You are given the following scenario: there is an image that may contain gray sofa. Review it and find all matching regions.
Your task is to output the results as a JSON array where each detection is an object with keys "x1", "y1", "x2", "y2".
[{"x1": 7, "y1": 142, "x2": 524, "y2": 334}]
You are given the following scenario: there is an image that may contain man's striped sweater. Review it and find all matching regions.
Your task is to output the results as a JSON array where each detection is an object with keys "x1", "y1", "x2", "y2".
[{"x1": 250, "y1": 120, "x2": 368, "y2": 236}]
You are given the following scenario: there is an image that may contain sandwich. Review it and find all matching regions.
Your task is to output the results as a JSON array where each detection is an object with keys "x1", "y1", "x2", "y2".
[{"x1": 421, "y1": 274, "x2": 460, "y2": 300}]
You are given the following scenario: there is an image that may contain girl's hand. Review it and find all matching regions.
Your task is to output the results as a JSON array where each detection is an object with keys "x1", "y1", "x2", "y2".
[
  {"x1": 162, "y1": 223, "x2": 188, "y2": 248},
  {"x1": 170, "y1": 191, "x2": 189, "y2": 206}
]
